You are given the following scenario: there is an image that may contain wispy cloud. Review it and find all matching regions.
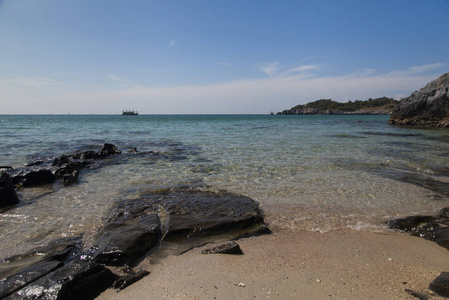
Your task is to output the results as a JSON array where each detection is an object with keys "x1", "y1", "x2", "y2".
[
  {"x1": 281, "y1": 65, "x2": 320, "y2": 78},
  {"x1": 0, "y1": 77, "x2": 64, "y2": 87},
  {"x1": 258, "y1": 62, "x2": 279, "y2": 77},
  {"x1": 352, "y1": 68, "x2": 376, "y2": 77},
  {"x1": 106, "y1": 74, "x2": 131, "y2": 83},
  {"x1": 258, "y1": 62, "x2": 320, "y2": 78},
  {"x1": 2, "y1": 63, "x2": 446, "y2": 114},
  {"x1": 385, "y1": 63, "x2": 444, "y2": 77}
]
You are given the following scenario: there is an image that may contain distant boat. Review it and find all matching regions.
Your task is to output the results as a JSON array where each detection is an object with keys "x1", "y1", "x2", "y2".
[{"x1": 122, "y1": 110, "x2": 138, "y2": 116}]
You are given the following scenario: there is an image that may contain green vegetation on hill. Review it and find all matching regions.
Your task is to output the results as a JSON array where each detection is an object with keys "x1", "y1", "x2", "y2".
[{"x1": 291, "y1": 97, "x2": 399, "y2": 112}]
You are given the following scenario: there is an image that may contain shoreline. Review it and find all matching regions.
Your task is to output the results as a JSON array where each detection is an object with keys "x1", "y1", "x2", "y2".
[{"x1": 97, "y1": 228, "x2": 449, "y2": 299}]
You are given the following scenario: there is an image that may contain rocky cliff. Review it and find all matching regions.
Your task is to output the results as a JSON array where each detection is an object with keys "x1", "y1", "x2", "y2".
[{"x1": 389, "y1": 72, "x2": 449, "y2": 127}]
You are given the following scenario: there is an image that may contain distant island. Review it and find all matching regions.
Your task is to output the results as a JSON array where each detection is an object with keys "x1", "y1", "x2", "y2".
[{"x1": 277, "y1": 97, "x2": 400, "y2": 115}]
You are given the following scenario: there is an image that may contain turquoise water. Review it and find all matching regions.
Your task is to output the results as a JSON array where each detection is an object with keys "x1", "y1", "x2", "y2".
[{"x1": 1, "y1": 114, "x2": 449, "y2": 256}]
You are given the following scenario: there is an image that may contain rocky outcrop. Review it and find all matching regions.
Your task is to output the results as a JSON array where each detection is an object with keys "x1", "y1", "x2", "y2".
[
  {"x1": 0, "y1": 187, "x2": 267, "y2": 298},
  {"x1": 389, "y1": 72, "x2": 449, "y2": 127},
  {"x1": 8, "y1": 143, "x2": 122, "y2": 190},
  {"x1": 14, "y1": 169, "x2": 56, "y2": 188}
]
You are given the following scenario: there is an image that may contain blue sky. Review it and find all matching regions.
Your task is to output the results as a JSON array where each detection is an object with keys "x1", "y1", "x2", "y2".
[{"x1": 1, "y1": 0, "x2": 448, "y2": 114}]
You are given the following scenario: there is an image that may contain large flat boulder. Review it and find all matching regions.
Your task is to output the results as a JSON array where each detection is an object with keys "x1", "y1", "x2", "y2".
[
  {"x1": 89, "y1": 188, "x2": 264, "y2": 267},
  {"x1": 143, "y1": 188, "x2": 265, "y2": 240},
  {"x1": 389, "y1": 72, "x2": 449, "y2": 127}
]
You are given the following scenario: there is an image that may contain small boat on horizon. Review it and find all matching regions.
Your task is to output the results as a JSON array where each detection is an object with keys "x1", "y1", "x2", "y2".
[{"x1": 122, "y1": 110, "x2": 139, "y2": 116}]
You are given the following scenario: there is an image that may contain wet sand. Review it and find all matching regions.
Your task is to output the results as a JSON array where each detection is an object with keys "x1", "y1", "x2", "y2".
[{"x1": 97, "y1": 229, "x2": 449, "y2": 299}]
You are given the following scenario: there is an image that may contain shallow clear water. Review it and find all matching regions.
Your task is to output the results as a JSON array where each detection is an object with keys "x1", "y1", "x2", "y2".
[{"x1": 1, "y1": 114, "x2": 449, "y2": 257}]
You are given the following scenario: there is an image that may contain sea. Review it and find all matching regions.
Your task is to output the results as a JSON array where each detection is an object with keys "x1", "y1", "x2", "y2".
[{"x1": 1, "y1": 114, "x2": 449, "y2": 258}]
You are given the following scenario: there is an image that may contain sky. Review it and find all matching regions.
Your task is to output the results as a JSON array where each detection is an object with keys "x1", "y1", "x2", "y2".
[{"x1": 0, "y1": 0, "x2": 448, "y2": 114}]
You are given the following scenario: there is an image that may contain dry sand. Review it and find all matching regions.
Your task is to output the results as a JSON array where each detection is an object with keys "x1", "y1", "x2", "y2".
[{"x1": 97, "y1": 229, "x2": 449, "y2": 299}]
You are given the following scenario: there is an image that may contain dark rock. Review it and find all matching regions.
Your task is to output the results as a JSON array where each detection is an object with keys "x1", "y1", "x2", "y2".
[
  {"x1": 430, "y1": 272, "x2": 449, "y2": 297},
  {"x1": 253, "y1": 225, "x2": 273, "y2": 235},
  {"x1": 0, "y1": 171, "x2": 19, "y2": 208},
  {"x1": 0, "y1": 237, "x2": 82, "y2": 299},
  {"x1": 90, "y1": 188, "x2": 264, "y2": 265},
  {"x1": 9, "y1": 261, "x2": 118, "y2": 300},
  {"x1": 0, "y1": 236, "x2": 118, "y2": 300},
  {"x1": 52, "y1": 155, "x2": 70, "y2": 167},
  {"x1": 387, "y1": 215, "x2": 437, "y2": 233},
  {"x1": 144, "y1": 189, "x2": 265, "y2": 240},
  {"x1": 0, "y1": 187, "x2": 267, "y2": 299},
  {"x1": 12, "y1": 169, "x2": 56, "y2": 188},
  {"x1": 388, "y1": 207, "x2": 449, "y2": 250},
  {"x1": 112, "y1": 270, "x2": 150, "y2": 291},
  {"x1": 23, "y1": 169, "x2": 55, "y2": 187},
  {"x1": 62, "y1": 169, "x2": 80, "y2": 186},
  {"x1": 201, "y1": 242, "x2": 244, "y2": 255},
  {"x1": 78, "y1": 151, "x2": 97, "y2": 160},
  {"x1": 0, "y1": 260, "x2": 64, "y2": 299},
  {"x1": 389, "y1": 72, "x2": 449, "y2": 127},
  {"x1": 97, "y1": 143, "x2": 121, "y2": 158},
  {"x1": 91, "y1": 213, "x2": 161, "y2": 267},
  {"x1": 54, "y1": 162, "x2": 84, "y2": 186},
  {"x1": 129, "y1": 147, "x2": 140, "y2": 153},
  {"x1": 0, "y1": 166, "x2": 13, "y2": 170},
  {"x1": 431, "y1": 227, "x2": 449, "y2": 250},
  {"x1": 25, "y1": 160, "x2": 44, "y2": 167}
]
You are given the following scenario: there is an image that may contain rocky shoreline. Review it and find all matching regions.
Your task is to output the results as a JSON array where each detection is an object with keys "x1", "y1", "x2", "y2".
[
  {"x1": 2, "y1": 121, "x2": 449, "y2": 297},
  {"x1": 2, "y1": 143, "x2": 449, "y2": 298},
  {"x1": 0, "y1": 144, "x2": 269, "y2": 299}
]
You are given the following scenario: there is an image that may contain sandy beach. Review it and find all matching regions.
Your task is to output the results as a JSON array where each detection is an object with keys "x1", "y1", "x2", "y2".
[{"x1": 97, "y1": 228, "x2": 449, "y2": 299}]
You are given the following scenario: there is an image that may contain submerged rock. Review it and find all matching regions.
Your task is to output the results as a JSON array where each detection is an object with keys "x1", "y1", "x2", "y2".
[
  {"x1": 389, "y1": 72, "x2": 449, "y2": 127},
  {"x1": 97, "y1": 143, "x2": 121, "y2": 158},
  {"x1": 8, "y1": 143, "x2": 121, "y2": 190},
  {"x1": 13, "y1": 169, "x2": 55, "y2": 188},
  {"x1": 0, "y1": 171, "x2": 19, "y2": 208}
]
